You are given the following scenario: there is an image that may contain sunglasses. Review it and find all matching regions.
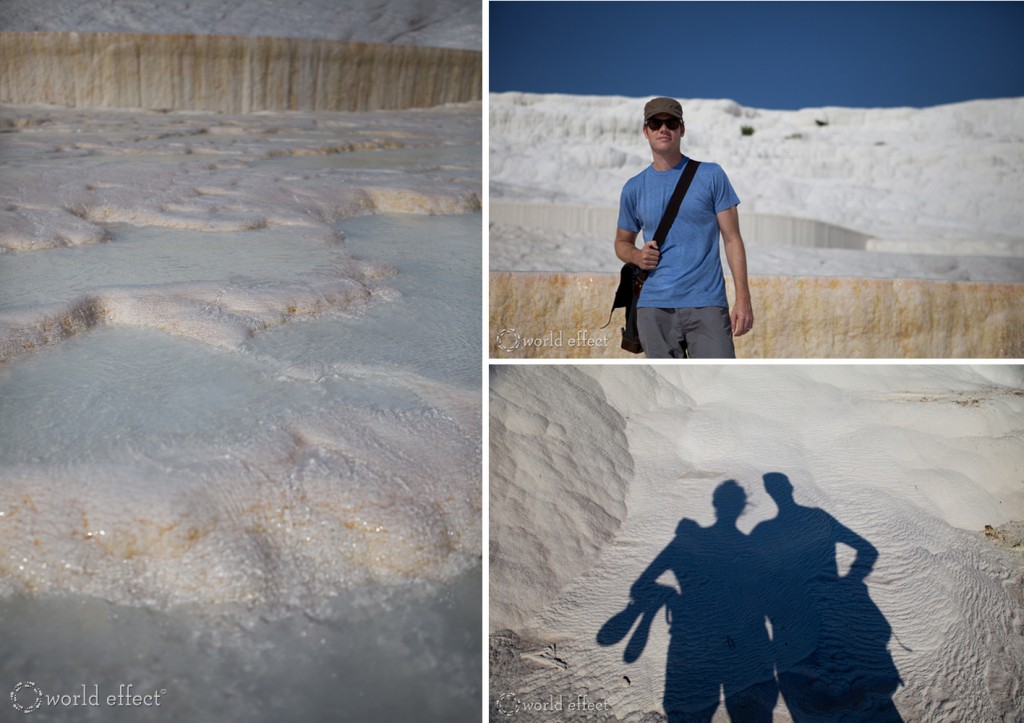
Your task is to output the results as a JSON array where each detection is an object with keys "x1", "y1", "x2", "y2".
[{"x1": 646, "y1": 117, "x2": 682, "y2": 131}]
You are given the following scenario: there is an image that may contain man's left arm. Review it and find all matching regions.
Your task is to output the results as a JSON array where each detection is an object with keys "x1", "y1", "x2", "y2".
[{"x1": 717, "y1": 205, "x2": 753, "y2": 337}]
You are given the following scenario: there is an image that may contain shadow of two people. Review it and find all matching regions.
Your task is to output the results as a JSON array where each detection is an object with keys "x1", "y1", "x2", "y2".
[{"x1": 598, "y1": 473, "x2": 903, "y2": 722}]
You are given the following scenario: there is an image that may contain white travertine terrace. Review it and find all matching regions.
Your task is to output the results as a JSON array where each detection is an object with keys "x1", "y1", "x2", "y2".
[
  {"x1": 0, "y1": 2, "x2": 481, "y2": 717},
  {"x1": 490, "y1": 92, "x2": 1024, "y2": 253},
  {"x1": 0, "y1": 102, "x2": 481, "y2": 611},
  {"x1": 489, "y1": 92, "x2": 1024, "y2": 357}
]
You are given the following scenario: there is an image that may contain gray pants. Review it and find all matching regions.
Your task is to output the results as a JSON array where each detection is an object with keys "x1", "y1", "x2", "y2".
[{"x1": 637, "y1": 307, "x2": 736, "y2": 359}]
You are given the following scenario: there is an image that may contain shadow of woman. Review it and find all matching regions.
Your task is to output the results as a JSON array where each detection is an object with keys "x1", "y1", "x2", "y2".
[
  {"x1": 750, "y1": 472, "x2": 903, "y2": 722},
  {"x1": 598, "y1": 481, "x2": 777, "y2": 722}
]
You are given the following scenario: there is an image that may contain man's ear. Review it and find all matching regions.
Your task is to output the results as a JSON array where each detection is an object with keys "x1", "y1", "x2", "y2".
[{"x1": 680, "y1": 123, "x2": 686, "y2": 140}]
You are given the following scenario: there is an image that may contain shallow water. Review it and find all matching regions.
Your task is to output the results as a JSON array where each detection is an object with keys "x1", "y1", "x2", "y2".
[
  {"x1": 0, "y1": 105, "x2": 481, "y2": 719},
  {"x1": 268, "y1": 212, "x2": 483, "y2": 390},
  {"x1": 1, "y1": 566, "x2": 481, "y2": 722},
  {"x1": 0, "y1": 224, "x2": 345, "y2": 312},
  {"x1": 0, "y1": 212, "x2": 481, "y2": 602},
  {"x1": 0, "y1": 212, "x2": 480, "y2": 462}
]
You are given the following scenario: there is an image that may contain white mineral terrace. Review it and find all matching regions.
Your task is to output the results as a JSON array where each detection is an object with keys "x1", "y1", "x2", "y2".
[
  {"x1": 0, "y1": 4, "x2": 482, "y2": 719},
  {"x1": 488, "y1": 93, "x2": 1024, "y2": 358},
  {"x1": 0, "y1": 102, "x2": 482, "y2": 610}
]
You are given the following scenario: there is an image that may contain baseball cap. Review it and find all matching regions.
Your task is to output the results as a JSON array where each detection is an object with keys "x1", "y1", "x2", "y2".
[{"x1": 644, "y1": 97, "x2": 683, "y2": 121}]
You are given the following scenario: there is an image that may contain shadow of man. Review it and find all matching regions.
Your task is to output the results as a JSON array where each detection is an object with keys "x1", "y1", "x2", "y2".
[
  {"x1": 750, "y1": 472, "x2": 903, "y2": 722},
  {"x1": 598, "y1": 481, "x2": 777, "y2": 722}
]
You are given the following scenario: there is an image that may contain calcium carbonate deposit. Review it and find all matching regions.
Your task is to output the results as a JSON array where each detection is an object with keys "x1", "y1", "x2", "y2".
[
  {"x1": 488, "y1": 93, "x2": 1023, "y2": 359},
  {"x1": 0, "y1": 2, "x2": 481, "y2": 718},
  {"x1": 0, "y1": 0, "x2": 480, "y2": 50},
  {"x1": 490, "y1": 365, "x2": 1024, "y2": 722},
  {"x1": 0, "y1": 103, "x2": 482, "y2": 599},
  {"x1": 490, "y1": 92, "x2": 1024, "y2": 282},
  {"x1": 0, "y1": 101, "x2": 481, "y2": 719}
]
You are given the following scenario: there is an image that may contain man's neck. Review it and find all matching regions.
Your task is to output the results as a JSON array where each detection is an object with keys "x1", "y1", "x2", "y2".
[{"x1": 651, "y1": 148, "x2": 684, "y2": 172}]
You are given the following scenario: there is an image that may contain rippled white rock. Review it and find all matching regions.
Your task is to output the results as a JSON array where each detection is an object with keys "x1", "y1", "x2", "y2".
[{"x1": 490, "y1": 365, "x2": 1024, "y2": 722}]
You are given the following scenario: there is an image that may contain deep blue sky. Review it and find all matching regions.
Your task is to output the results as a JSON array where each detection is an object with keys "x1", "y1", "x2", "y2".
[{"x1": 489, "y1": 2, "x2": 1024, "y2": 110}]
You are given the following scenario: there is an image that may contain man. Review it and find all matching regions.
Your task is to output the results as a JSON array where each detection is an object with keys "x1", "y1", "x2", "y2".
[
  {"x1": 615, "y1": 97, "x2": 753, "y2": 358},
  {"x1": 750, "y1": 473, "x2": 902, "y2": 721}
]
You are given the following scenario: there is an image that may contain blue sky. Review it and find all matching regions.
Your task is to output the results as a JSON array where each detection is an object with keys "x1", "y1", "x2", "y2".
[{"x1": 489, "y1": 2, "x2": 1024, "y2": 110}]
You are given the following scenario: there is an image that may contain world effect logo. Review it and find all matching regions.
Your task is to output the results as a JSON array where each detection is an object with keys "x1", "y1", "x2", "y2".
[
  {"x1": 496, "y1": 691, "x2": 610, "y2": 716},
  {"x1": 495, "y1": 328, "x2": 610, "y2": 353},
  {"x1": 11, "y1": 682, "x2": 166, "y2": 713}
]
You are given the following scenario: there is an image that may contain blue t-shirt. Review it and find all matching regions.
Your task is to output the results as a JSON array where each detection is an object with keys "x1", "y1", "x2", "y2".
[{"x1": 617, "y1": 157, "x2": 739, "y2": 309}]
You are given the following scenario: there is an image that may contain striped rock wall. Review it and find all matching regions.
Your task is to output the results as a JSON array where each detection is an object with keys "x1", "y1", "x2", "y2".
[
  {"x1": 0, "y1": 31, "x2": 481, "y2": 112},
  {"x1": 489, "y1": 272, "x2": 1024, "y2": 359}
]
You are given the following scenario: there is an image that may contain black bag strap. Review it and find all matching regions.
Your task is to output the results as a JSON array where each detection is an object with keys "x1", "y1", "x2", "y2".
[{"x1": 652, "y1": 158, "x2": 700, "y2": 249}]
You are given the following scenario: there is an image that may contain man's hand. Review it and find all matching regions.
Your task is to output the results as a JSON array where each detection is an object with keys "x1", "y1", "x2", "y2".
[
  {"x1": 731, "y1": 298, "x2": 754, "y2": 337},
  {"x1": 717, "y1": 206, "x2": 754, "y2": 338},
  {"x1": 634, "y1": 241, "x2": 660, "y2": 270}
]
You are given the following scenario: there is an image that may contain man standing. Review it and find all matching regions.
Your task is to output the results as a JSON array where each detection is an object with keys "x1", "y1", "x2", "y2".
[{"x1": 615, "y1": 97, "x2": 753, "y2": 358}]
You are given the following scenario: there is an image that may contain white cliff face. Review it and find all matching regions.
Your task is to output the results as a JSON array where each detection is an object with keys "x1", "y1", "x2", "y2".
[
  {"x1": 489, "y1": 364, "x2": 1024, "y2": 722},
  {"x1": 489, "y1": 92, "x2": 1024, "y2": 281},
  {"x1": 491, "y1": 92, "x2": 1024, "y2": 242}
]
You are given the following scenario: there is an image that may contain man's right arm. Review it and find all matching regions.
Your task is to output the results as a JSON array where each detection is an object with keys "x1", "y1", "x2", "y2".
[
  {"x1": 833, "y1": 518, "x2": 878, "y2": 581},
  {"x1": 615, "y1": 227, "x2": 659, "y2": 270}
]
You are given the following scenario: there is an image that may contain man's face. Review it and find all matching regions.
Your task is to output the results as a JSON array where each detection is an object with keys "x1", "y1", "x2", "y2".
[{"x1": 643, "y1": 113, "x2": 683, "y2": 153}]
